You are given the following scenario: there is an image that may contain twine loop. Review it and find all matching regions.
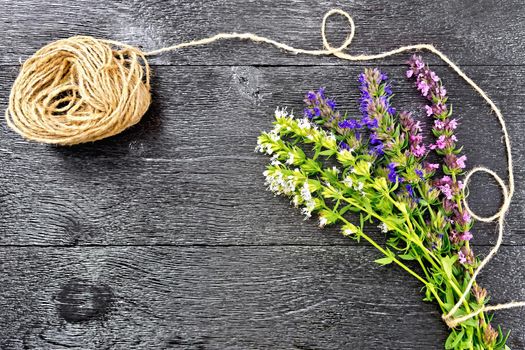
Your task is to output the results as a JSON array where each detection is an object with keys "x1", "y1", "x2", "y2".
[
  {"x1": 463, "y1": 167, "x2": 511, "y2": 223},
  {"x1": 320, "y1": 9, "x2": 355, "y2": 54},
  {"x1": 6, "y1": 36, "x2": 151, "y2": 145}
]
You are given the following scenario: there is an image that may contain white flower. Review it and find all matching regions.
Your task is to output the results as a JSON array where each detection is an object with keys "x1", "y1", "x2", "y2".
[
  {"x1": 331, "y1": 166, "x2": 340, "y2": 174},
  {"x1": 318, "y1": 215, "x2": 328, "y2": 228},
  {"x1": 297, "y1": 118, "x2": 311, "y2": 130},
  {"x1": 305, "y1": 199, "x2": 316, "y2": 210},
  {"x1": 275, "y1": 107, "x2": 288, "y2": 118},
  {"x1": 300, "y1": 182, "x2": 312, "y2": 201},
  {"x1": 285, "y1": 152, "x2": 295, "y2": 165},
  {"x1": 342, "y1": 223, "x2": 359, "y2": 236},
  {"x1": 342, "y1": 176, "x2": 353, "y2": 188},
  {"x1": 356, "y1": 182, "x2": 364, "y2": 191},
  {"x1": 270, "y1": 155, "x2": 281, "y2": 166},
  {"x1": 320, "y1": 131, "x2": 337, "y2": 149},
  {"x1": 268, "y1": 131, "x2": 280, "y2": 142},
  {"x1": 301, "y1": 199, "x2": 316, "y2": 219},
  {"x1": 292, "y1": 195, "x2": 301, "y2": 207},
  {"x1": 263, "y1": 169, "x2": 287, "y2": 195},
  {"x1": 283, "y1": 179, "x2": 295, "y2": 194},
  {"x1": 301, "y1": 207, "x2": 312, "y2": 218},
  {"x1": 342, "y1": 227, "x2": 355, "y2": 236},
  {"x1": 378, "y1": 222, "x2": 388, "y2": 233}
]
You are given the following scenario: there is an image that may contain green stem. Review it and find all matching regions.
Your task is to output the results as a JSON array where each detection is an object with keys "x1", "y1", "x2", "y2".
[
  {"x1": 381, "y1": 191, "x2": 473, "y2": 312},
  {"x1": 334, "y1": 212, "x2": 429, "y2": 286},
  {"x1": 329, "y1": 203, "x2": 446, "y2": 308},
  {"x1": 416, "y1": 256, "x2": 446, "y2": 310}
]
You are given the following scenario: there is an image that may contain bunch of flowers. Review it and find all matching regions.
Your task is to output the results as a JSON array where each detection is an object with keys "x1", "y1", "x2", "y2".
[{"x1": 256, "y1": 56, "x2": 509, "y2": 350}]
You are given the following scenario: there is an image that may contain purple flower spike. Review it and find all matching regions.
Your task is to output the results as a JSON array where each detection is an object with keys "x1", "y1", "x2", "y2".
[
  {"x1": 456, "y1": 155, "x2": 467, "y2": 169},
  {"x1": 458, "y1": 250, "x2": 467, "y2": 264},
  {"x1": 408, "y1": 55, "x2": 474, "y2": 265},
  {"x1": 304, "y1": 108, "x2": 313, "y2": 119},
  {"x1": 307, "y1": 91, "x2": 317, "y2": 101},
  {"x1": 406, "y1": 184, "x2": 415, "y2": 198},
  {"x1": 387, "y1": 163, "x2": 400, "y2": 183},
  {"x1": 339, "y1": 119, "x2": 361, "y2": 129},
  {"x1": 339, "y1": 141, "x2": 351, "y2": 151},
  {"x1": 460, "y1": 231, "x2": 473, "y2": 241}
]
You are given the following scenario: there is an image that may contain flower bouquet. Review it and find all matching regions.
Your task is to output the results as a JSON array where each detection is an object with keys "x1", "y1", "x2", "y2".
[{"x1": 256, "y1": 55, "x2": 510, "y2": 350}]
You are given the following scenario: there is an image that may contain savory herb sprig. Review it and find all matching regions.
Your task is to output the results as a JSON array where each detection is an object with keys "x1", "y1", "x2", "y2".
[{"x1": 256, "y1": 64, "x2": 509, "y2": 349}]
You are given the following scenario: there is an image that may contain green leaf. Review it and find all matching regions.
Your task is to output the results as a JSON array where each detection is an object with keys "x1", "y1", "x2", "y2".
[
  {"x1": 445, "y1": 285, "x2": 455, "y2": 309},
  {"x1": 300, "y1": 159, "x2": 321, "y2": 174},
  {"x1": 423, "y1": 285, "x2": 433, "y2": 302},
  {"x1": 441, "y1": 255, "x2": 457, "y2": 280},
  {"x1": 374, "y1": 257, "x2": 393, "y2": 266},
  {"x1": 497, "y1": 329, "x2": 511, "y2": 349},
  {"x1": 319, "y1": 149, "x2": 336, "y2": 156},
  {"x1": 445, "y1": 329, "x2": 464, "y2": 349},
  {"x1": 460, "y1": 317, "x2": 479, "y2": 328},
  {"x1": 353, "y1": 160, "x2": 371, "y2": 177},
  {"x1": 444, "y1": 331, "x2": 456, "y2": 349},
  {"x1": 398, "y1": 253, "x2": 416, "y2": 261}
]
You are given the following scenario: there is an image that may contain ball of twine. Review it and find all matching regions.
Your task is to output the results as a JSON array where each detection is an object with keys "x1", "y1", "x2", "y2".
[{"x1": 6, "y1": 36, "x2": 151, "y2": 145}]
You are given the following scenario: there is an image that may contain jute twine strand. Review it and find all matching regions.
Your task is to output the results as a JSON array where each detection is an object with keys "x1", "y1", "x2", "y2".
[{"x1": 6, "y1": 9, "x2": 522, "y2": 327}]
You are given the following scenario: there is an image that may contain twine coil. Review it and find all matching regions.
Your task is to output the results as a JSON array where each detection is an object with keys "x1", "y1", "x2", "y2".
[
  {"x1": 5, "y1": 9, "x2": 523, "y2": 328},
  {"x1": 6, "y1": 36, "x2": 150, "y2": 145}
]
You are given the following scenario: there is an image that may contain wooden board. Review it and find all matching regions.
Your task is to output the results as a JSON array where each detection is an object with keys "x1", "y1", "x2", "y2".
[
  {"x1": 0, "y1": 65, "x2": 522, "y2": 246},
  {"x1": 1, "y1": 0, "x2": 525, "y2": 66},
  {"x1": 0, "y1": 246, "x2": 523, "y2": 349},
  {"x1": 0, "y1": 0, "x2": 524, "y2": 348}
]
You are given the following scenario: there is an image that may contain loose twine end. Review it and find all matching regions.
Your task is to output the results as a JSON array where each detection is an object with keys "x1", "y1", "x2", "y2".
[{"x1": 5, "y1": 8, "x2": 523, "y2": 327}]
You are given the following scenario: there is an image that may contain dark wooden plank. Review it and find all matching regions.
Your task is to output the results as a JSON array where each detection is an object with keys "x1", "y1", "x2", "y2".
[
  {"x1": 0, "y1": 64, "x2": 523, "y2": 246},
  {"x1": 1, "y1": 1, "x2": 524, "y2": 349},
  {"x1": 1, "y1": 0, "x2": 524, "y2": 66},
  {"x1": 0, "y1": 245, "x2": 523, "y2": 349}
]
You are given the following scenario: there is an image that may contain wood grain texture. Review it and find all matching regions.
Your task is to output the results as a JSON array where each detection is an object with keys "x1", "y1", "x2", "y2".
[
  {"x1": 0, "y1": 0, "x2": 524, "y2": 66},
  {"x1": 0, "y1": 65, "x2": 522, "y2": 246},
  {"x1": 0, "y1": 246, "x2": 523, "y2": 349},
  {"x1": 1, "y1": 0, "x2": 524, "y2": 348}
]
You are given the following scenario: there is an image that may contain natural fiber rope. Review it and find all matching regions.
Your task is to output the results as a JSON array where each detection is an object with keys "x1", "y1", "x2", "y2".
[
  {"x1": 6, "y1": 36, "x2": 151, "y2": 145},
  {"x1": 5, "y1": 8, "x2": 521, "y2": 327}
]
